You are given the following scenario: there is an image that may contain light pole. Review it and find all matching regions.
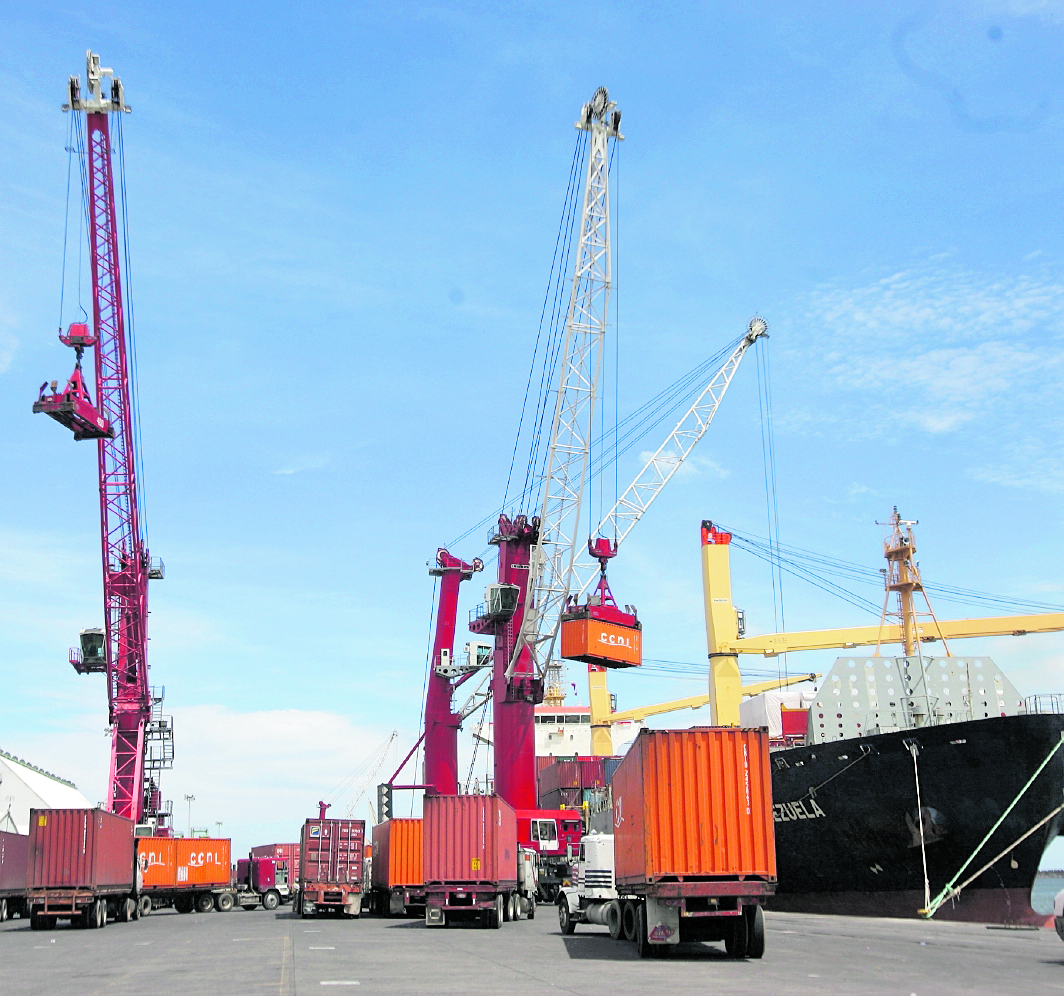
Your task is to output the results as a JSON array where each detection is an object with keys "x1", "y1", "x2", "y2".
[
  {"x1": 184, "y1": 794, "x2": 195, "y2": 838},
  {"x1": 215, "y1": 821, "x2": 223, "y2": 838}
]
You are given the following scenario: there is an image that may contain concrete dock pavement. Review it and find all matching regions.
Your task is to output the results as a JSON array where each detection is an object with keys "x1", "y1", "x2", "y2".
[{"x1": 2, "y1": 905, "x2": 1062, "y2": 995}]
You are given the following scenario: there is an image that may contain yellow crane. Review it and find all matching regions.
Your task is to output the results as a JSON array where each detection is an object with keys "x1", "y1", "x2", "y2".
[
  {"x1": 702, "y1": 513, "x2": 1064, "y2": 725},
  {"x1": 586, "y1": 512, "x2": 1064, "y2": 751}
]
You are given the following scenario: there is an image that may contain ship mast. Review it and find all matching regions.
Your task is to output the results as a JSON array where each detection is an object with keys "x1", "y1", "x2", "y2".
[{"x1": 876, "y1": 508, "x2": 949, "y2": 657}]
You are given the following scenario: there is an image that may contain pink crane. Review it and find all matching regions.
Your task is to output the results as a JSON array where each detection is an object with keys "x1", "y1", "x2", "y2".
[{"x1": 34, "y1": 53, "x2": 170, "y2": 829}]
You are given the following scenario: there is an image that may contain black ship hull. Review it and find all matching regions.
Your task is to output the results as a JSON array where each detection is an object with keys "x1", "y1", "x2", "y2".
[{"x1": 765, "y1": 713, "x2": 1064, "y2": 926}]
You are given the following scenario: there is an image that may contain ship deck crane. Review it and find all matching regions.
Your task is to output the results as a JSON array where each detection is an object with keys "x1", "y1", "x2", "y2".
[
  {"x1": 33, "y1": 52, "x2": 171, "y2": 829},
  {"x1": 702, "y1": 511, "x2": 1064, "y2": 725}
]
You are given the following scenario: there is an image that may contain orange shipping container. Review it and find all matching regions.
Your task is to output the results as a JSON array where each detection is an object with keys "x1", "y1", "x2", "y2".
[
  {"x1": 137, "y1": 837, "x2": 231, "y2": 889},
  {"x1": 560, "y1": 616, "x2": 642, "y2": 668},
  {"x1": 612, "y1": 728, "x2": 775, "y2": 886},
  {"x1": 371, "y1": 818, "x2": 423, "y2": 889}
]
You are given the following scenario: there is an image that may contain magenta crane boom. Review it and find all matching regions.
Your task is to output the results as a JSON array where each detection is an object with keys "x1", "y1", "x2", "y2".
[{"x1": 34, "y1": 52, "x2": 171, "y2": 829}]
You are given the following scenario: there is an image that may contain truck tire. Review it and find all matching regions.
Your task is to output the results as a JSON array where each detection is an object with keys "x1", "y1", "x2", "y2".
[
  {"x1": 119, "y1": 898, "x2": 136, "y2": 922},
  {"x1": 195, "y1": 892, "x2": 215, "y2": 914},
  {"x1": 606, "y1": 900, "x2": 623, "y2": 940},
  {"x1": 558, "y1": 896, "x2": 576, "y2": 935},
  {"x1": 138, "y1": 896, "x2": 153, "y2": 918},
  {"x1": 242, "y1": 903, "x2": 258, "y2": 912},
  {"x1": 30, "y1": 910, "x2": 43, "y2": 931},
  {"x1": 262, "y1": 890, "x2": 280, "y2": 911},
  {"x1": 488, "y1": 895, "x2": 504, "y2": 929},
  {"x1": 724, "y1": 912, "x2": 748, "y2": 958},
  {"x1": 621, "y1": 900, "x2": 638, "y2": 942},
  {"x1": 175, "y1": 896, "x2": 194, "y2": 914},
  {"x1": 215, "y1": 892, "x2": 235, "y2": 913},
  {"x1": 527, "y1": 895, "x2": 535, "y2": 920},
  {"x1": 504, "y1": 894, "x2": 515, "y2": 922},
  {"x1": 1056, "y1": 916, "x2": 1064, "y2": 943},
  {"x1": 0, "y1": 898, "x2": 7, "y2": 922},
  {"x1": 635, "y1": 903, "x2": 652, "y2": 959},
  {"x1": 745, "y1": 904, "x2": 765, "y2": 959}
]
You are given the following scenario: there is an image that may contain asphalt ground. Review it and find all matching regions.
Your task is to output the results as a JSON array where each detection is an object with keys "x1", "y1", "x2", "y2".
[{"x1": 2, "y1": 904, "x2": 1063, "y2": 996}]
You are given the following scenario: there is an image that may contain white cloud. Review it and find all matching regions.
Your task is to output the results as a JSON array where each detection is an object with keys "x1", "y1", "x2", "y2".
[
  {"x1": 5, "y1": 706, "x2": 407, "y2": 855},
  {"x1": 273, "y1": 453, "x2": 330, "y2": 476}
]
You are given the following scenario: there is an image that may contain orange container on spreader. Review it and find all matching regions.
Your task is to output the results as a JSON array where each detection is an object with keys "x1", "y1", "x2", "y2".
[
  {"x1": 560, "y1": 615, "x2": 642, "y2": 668},
  {"x1": 611, "y1": 728, "x2": 776, "y2": 886}
]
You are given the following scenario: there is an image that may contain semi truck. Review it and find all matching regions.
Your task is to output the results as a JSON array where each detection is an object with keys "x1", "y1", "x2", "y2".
[
  {"x1": 557, "y1": 728, "x2": 777, "y2": 958},
  {"x1": 25, "y1": 809, "x2": 139, "y2": 930},
  {"x1": 232, "y1": 855, "x2": 293, "y2": 910},
  {"x1": 294, "y1": 816, "x2": 365, "y2": 918},
  {"x1": 137, "y1": 836, "x2": 233, "y2": 914},
  {"x1": 515, "y1": 809, "x2": 583, "y2": 903},
  {"x1": 423, "y1": 794, "x2": 538, "y2": 928}
]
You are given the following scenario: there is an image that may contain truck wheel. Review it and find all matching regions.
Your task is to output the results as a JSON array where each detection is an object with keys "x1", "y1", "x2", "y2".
[
  {"x1": 195, "y1": 892, "x2": 215, "y2": 914},
  {"x1": 487, "y1": 895, "x2": 504, "y2": 929},
  {"x1": 503, "y1": 894, "x2": 513, "y2": 922},
  {"x1": 1056, "y1": 916, "x2": 1064, "y2": 943},
  {"x1": 175, "y1": 896, "x2": 194, "y2": 914},
  {"x1": 745, "y1": 904, "x2": 765, "y2": 959},
  {"x1": 724, "y1": 912, "x2": 749, "y2": 958},
  {"x1": 527, "y1": 895, "x2": 535, "y2": 920},
  {"x1": 119, "y1": 898, "x2": 136, "y2": 923},
  {"x1": 558, "y1": 896, "x2": 576, "y2": 935},
  {"x1": 635, "y1": 903, "x2": 653, "y2": 959},
  {"x1": 606, "y1": 900, "x2": 623, "y2": 940},
  {"x1": 215, "y1": 892, "x2": 235, "y2": 913},
  {"x1": 138, "y1": 896, "x2": 153, "y2": 918},
  {"x1": 262, "y1": 890, "x2": 280, "y2": 911},
  {"x1": 0, "y1": 898, "x2": 7, "y2": 922},
  {"x1": 30, "y1": 910, "x2": 42, "y2": 931},
  {"x1": 621, "y1": 900, "x2": 638, "y2": 942}
]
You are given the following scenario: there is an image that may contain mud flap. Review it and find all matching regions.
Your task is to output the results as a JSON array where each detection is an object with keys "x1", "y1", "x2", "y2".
[{"x1": 644, "y1": 897, "x2": 680, "y2": 945}]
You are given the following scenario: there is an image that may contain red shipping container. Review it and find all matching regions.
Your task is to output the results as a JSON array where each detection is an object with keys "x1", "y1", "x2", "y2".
[
  {"x1": 371, "y1": 818, "x2": 423, "y2": 889},
  {"x1": 28, "y1": 809, "x2": 134, "y2": 890},
  {"x1": 137, "y1": 837, "x2": 230, "y2": 889},
  {"x1": 539, "y1": 760, "x2": 580, "y2": 795},
  {"x1": 576, "y1": 756, "x2": 606, "y2": 788},
  {"x1": 250, "y1": 842, "x2": 299, "y2": 864},
  {"x1": 300, "y1": 819, "x2": 364, "y2": 887},
  {"x1": 0, "y1": 830, "x2": 28, "y2": 893},
  {"x1": 423, "y1": 795, "x2": 517, "y2": 887}
]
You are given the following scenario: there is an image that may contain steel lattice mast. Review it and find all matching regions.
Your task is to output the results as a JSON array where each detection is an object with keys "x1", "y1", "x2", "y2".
[
  {"x1": 35, "y1": 52, "x2": 169, "y2": 827},
  {"x1": 508, "y1": 87, "x2": 622, "y2": 683}
]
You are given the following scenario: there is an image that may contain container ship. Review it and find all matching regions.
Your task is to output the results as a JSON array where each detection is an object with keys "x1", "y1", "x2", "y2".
[{"x1": 712, "y1": 512, "x2": 1064, "y2": 926}]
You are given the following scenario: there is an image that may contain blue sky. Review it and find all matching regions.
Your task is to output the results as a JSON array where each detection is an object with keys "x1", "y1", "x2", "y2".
[{"x1": 2, "y1": 2, "x2": 1064, "y2": 863}]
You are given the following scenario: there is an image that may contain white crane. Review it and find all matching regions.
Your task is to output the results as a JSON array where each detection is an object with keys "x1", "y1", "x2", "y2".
[{"x1": 508, "y1": 87, "x2": 623, "y2": 680}]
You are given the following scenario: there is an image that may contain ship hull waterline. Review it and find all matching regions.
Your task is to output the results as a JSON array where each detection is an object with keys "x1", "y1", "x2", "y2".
[{"x1": 764, "y1": 713, "x2": 1064, "y2": 927}]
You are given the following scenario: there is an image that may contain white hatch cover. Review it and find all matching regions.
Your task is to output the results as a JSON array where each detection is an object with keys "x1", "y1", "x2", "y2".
[{"x1": 807, "y1": 656, "x2": 1024, "y2": 744}]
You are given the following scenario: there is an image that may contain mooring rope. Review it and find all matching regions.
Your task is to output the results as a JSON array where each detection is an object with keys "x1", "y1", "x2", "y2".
[
  {"x1": 907, "y1": 741, "x2": 931, "y2": 913},
  {"x1": 922, "y1": 733, "x2": 1064, "y2": 918}
]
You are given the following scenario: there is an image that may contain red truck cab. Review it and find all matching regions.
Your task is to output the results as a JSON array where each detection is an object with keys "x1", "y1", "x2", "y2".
[{"x1": 516, "y1": 809, "x2": 583, "y2": 902}]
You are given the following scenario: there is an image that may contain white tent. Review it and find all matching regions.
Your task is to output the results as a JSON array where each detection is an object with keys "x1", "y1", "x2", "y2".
[
  {"x1": 739, "y1": 688, "x2": 817, "y2": 739},
  {"x1": 0, "y1": 749, "x2": 91, "y2": 835}
]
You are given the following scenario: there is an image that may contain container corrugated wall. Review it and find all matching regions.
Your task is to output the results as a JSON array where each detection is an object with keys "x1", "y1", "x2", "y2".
[
  {"x1": 28, "y1": 809, "x2": 134, "y2": 890},
  {"x1": 137, "y1": 838, "x2": 230, "y2": 888},
  {"x1": 423, "y1": 795, "x2": 517, "y2": 887},
  {"x1": 300, "y1": 819, "x2": 364, "y2": 887},
  {"x1": 612, "y1": 729, "x2": 775, "y2": 885},
  {"x1": 0, "y1": 830, "x2": 28, "y2": 892},
  {"x1": 371, "y1": 819, "x2": 423, "y2": 889}
]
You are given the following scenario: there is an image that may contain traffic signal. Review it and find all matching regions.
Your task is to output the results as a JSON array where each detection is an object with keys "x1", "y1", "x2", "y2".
[{"x1": 377, "y1": 783, "x2": 393, "y2": 822}]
